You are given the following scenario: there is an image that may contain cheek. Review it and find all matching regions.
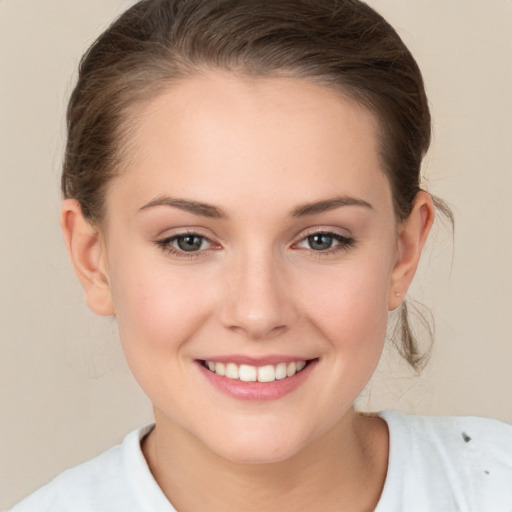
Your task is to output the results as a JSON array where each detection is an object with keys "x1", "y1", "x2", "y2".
[
  {"x1": 107, "y1": 259, "x2": 221, "y2": 417},
  {"x1": 107, "y1": 253, "x2": 215, "y2": 368},
  {"x1": 296, "y1": 255, "x2": 392, "y2": 353}
]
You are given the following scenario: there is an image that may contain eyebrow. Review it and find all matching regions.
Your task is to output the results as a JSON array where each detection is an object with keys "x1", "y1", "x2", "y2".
[
  {"x1": 138, "y1": 194, "x2": 373, "y2": 218},
  {"x1": 139, "y1": 196, "x2": 226, "y2": 218},
  {"x1": 291, "y1": 196, "x2": 373, "y2": 217}
]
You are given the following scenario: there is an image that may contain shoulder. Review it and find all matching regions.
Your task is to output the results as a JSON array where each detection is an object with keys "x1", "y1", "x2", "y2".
[
  {"x1": 382, "y1": 409, "x2": 512, "y2": 453},
  {"x1": 376, "y1": 411, "x2": 512, "y2": 512},
  {"x1": 9, "y1": 424, "x2": 173, "y2": 512},
  {"x1": 9, "y1": 441, "x2": 125, "y2": 512}
]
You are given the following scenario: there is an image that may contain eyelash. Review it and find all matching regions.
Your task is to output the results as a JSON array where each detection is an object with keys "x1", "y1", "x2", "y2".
[
  {"x1": 155, "y1": 231, "x2": 216, "y2": 259},
  {"x1": 155, "y1": 230, "x2": 356, "y2": 259},
  {"x1": 295, "y1": 231, "x2": 356, "y2": 257}
]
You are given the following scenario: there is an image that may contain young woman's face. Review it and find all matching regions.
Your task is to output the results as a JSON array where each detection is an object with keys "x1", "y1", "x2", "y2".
[{"x1": 101, "y1": 72, "x2": 400, "y2": 463}]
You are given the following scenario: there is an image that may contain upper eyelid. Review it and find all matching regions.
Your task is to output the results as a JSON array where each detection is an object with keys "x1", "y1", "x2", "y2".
[
  {"x1": 156, "y1": 225, "x2": 212, "y2": 237},
  {"x1": 157, "y1": 228, "x2": 217, "y2": 244},
  {"x1": 162, "y1": 231, "x2": 211, "y2": 241},
  {"x1": 294, "y1": 232, "x2": 353, "y2": 248},
  {"x1": 299, "y1": 230, "x2": 351, "y2": 239},
  {"x1": 161, "y1": 232, "x2": 216, "y2": 248},
  {"x1": 292, "y1": 227, "x2": 353, "y2": 244}
]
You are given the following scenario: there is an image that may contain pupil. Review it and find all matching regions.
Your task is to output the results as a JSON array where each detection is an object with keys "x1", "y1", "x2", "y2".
[
  {"x1": 177, "y1": 235, "x2": 202, "y2": 251},
  {"x1": 309, "y1": 234, "x2": 333, "y2": 251}
]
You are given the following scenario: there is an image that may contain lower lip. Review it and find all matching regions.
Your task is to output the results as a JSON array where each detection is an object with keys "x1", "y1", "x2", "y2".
[{"x1": 197, "y1": 360, "x2": 318, "y2": 401}]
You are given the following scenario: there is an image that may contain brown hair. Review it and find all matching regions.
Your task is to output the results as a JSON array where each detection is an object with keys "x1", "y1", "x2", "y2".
[{"x1": 62, "y1": 0, "x2": 450, "y2": 370}]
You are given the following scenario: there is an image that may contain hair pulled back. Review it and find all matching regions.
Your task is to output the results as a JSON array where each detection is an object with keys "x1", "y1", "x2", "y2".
[{"x1": 63, "y1": 0, "x2": 440, "y2": 370}]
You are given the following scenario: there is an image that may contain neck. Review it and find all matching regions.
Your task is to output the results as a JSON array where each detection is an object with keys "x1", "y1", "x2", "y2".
[{"x1": 142, "y1": 408, "x2": 389, "y2": 512}]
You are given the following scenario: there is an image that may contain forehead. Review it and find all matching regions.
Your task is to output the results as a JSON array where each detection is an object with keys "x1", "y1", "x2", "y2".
[{"x1": 112, "y1": 72, "x2": 392, "y2": 216}]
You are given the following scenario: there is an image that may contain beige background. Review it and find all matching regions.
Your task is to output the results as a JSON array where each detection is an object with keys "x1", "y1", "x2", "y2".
[{"x1": 1, "y1": 0, "x2": 511, "y2": 508}]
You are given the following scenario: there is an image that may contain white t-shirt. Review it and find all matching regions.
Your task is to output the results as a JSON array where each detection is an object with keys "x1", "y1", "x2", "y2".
[{"x1": 10, "y1": 411, "x2": 512, "y2": 512}]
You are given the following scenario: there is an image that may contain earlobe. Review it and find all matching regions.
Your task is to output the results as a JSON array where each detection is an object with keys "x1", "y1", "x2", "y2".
[
  {"x1": 388, "y1": 191, "x2": 435, "y2": 311},
  {"x1": 60, "y1": 199, "x2": 114, "y2": 316}
]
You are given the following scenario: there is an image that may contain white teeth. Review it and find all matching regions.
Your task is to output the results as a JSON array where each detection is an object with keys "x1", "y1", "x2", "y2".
[
  {"x1": 225, "y1": 363, "x2": 239, "y2": 379},
  {"x1": 275, "y1": 362, "x2": 287, "y2": 380},
  {"x1": 257, "y1": 365, "x2": 275, "y2": 383},
  {"x1": 215, "y1": 362, "x2": 225, "y2": 376},
  {"x1": 239, "y1": 364, "x2": 257, "y2": 382},
  {"x1": 204, "y1": 360, "x2": 309, "y2": 382}
]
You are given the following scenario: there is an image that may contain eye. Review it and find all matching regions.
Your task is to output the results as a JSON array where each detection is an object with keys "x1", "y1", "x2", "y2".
[
  {"x1": 295, "y1": 231, "x2": 355, "y2": 253},
  {"x1": 156, "y1": 232, "x2": 214, "y2": 257},
  {"x1": 174, "y1": 234, "x2": 208, "y2": 252},
  {"x1": 306, "y1": 233, "x2": 335, "y2": 251}
]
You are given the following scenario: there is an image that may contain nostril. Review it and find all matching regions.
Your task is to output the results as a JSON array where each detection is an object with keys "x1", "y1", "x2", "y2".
[{"x1": 217, "y1": 266, "x2": 299, "y2": 339}]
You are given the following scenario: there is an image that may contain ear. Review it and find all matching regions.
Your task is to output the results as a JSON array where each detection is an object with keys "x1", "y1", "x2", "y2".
[
  {"x1": 60, "y1": 199, "x2": 114, "y2": 316},
  {"x1": 388, "y1": 191, "x2": 435, "y2": 311}
]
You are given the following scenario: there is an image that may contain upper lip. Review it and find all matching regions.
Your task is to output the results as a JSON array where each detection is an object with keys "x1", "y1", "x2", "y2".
[{"x1": 198, "y1": 355, "x2": 316, "y2": 366}]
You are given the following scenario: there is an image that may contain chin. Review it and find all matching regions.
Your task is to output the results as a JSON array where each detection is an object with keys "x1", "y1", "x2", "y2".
[{"x1": 200, "y1": 424, "x2": 313, "y2": 465}]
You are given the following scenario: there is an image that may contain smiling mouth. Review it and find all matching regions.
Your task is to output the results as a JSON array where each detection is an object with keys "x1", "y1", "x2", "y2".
[{"x1": 200, "y1": 360, "x2": 314, "y2": 383}]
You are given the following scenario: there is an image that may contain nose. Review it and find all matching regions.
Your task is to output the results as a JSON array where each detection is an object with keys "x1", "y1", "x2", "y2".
[{"x1": 218, "y1": 250, "x2": 298, "y2": 340}]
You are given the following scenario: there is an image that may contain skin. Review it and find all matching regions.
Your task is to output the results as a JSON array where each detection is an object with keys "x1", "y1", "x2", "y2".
[{"x1": 61, "y1": 72, "x2": 434, "y2": 511}]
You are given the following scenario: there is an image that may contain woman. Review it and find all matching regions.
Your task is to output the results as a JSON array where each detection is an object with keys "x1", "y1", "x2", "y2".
[{"x1": 10, "y1": 0, "x2": 512, "y2": 510}]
